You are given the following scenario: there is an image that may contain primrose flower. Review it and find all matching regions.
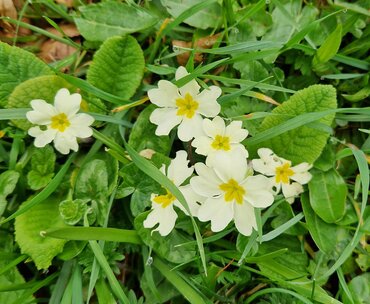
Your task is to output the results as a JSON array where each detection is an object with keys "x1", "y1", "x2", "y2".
[
  {"x1": 251, "y1": 148, "x2": 312, "y2": 203},
  {"x1": 143, "y1": 151, "x2": 201, "y2": 236},
  {"x1": 26, "y1": 88, "x2": 94, "y2": 155},
  {"x1": 190, "y1": 149, "x2": 274, "y2": 236},
  {"x1": 148, "y1": 66, "x2": 221, "y2": 142},
  {"x1": 192, "y1": 116, "x2": 248, "y2": 159}
]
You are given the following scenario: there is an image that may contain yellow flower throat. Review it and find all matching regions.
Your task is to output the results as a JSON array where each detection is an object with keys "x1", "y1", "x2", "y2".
[
  {"x1": 211, "y1": 135, "x2": 231, "y2": 151},
  {"x1": 219, "y1": 178, "x2": 245, "y2": 204},
  {"x1": 275, "y1": 163, "x2": 294, "y2": 184},
  {"x1": 176, "y1": 93, "x2": 199, "y2": 119},
  {"x1": 50, "y1": 113, "x2": 70, "y2": 132},
  {"x1": 153, "y1": 189, "x2": 176, "y2": 208}
]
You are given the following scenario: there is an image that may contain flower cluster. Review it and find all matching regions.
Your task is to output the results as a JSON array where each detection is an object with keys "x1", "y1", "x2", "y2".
[
  {"x1": 145, "y1": 67, "x2": 312, "y2": 236},
  {"x1": 26, "y1": 88, "x2": 94, "y2": 154}
]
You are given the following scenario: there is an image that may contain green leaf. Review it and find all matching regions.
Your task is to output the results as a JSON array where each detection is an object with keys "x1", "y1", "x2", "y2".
[
  {"x1": 87, "y1": 36, "x2": 145, "y2": 102},
  {"x1": 27, "y1": 146, "x2": 56, "y2": 190},
  {"x1": 15, "y1": 197, "x2": 68, "y2": 270},
  {"x1": 75, "y1": 159, "x2": 109, "y2": 226},
  {"x1": 160, "y1": 0, "x2": 221, "y2": 29},
  {"x1": 6, "y1": 75, "x2": 74, "y2": 130},
  {"x1": 0, "y1": 170, "x2": 20, "y2": 217},
  {"x1": 134, "y1": 212, "x2": 196, "y2": 264},
  {"x1": 74, "y1": 2, "x2": 158, "y2": 42},
  {"x1": 255, "y1": 84, "x2": 337, "y2": 164},
  {"x1": 59, "y1": 199, "x2": 88, "y2": 225},
  {"x1": 301, "y1": 194, "x2": 338, "y2": 254},
  {"x1": 0, "y1": 42, "x2": 53, "y2": 107},
  {"x1": 313, "y1": 24, "x2": 342, "y2": 65},
  {"x1": 308, "y1": 169, "x2": 347, "y2": 223},
  {"x1": 128, "y1": 104, "x2": 172, "y2": 155},
  {"x1": 342, "y1": 273, "x2": 370, "y2": 304}
]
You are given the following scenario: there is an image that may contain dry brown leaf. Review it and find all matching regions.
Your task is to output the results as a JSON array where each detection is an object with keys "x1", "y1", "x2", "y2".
[
  {"x1": 0, "y1": 0, "x2": 17, "y2": 19},
  {"x1": 172, "y1": 33, "x2": 221, "y2": 66},
  {"x1": 47, "y1": 24, "x2": 80, "y2": 38},
  {"x1": 55, "y1": 0, "x2": 74, "y2": 8},
  {"x1": 39, "y1": 40, "x2": 78, "y2": 63}
]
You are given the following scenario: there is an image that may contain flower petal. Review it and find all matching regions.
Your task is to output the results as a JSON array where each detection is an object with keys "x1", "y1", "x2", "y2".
[
  {"x1": 26, "y1": 99, "x2": 56, "y2": 125},
  {"x1": 150, "y1": 108, "x2": 182, "y2": 136},
  {"x1": 148, "y1": 80, "x2": 179, "y2": 107},
  {"x1": 243, "y1": 175, "x2": 274, "y2": 208},
  {"x1": 191, "y1": 136, "x2": 213, "y2": 156},
  {"x1": 234, "y1": 202, "x2": 256, "y2": 236},
  {"x1": 167, "y1": 150, "x2": 193, "y2": 186},
  {"x1": 203, "y1": 116, "x2": 225, "y2": 138},
  {"x1": 143, "y1": 205, "x2": 178, "y2": 236},
  {"x1": 53, "y1": 132, "x2": 78, "y2": 154},
  {"x1": 54, "y1": 88, "x2": 81, "y2": 116},
  {"x1": 291, "y1": 163, "x2": 312, "y2": 184},
  {"x1": 282, "y1": 182, "x2": 303, "y2": 201},
  {"x1": 174, "y1": 184, "x2": 202, "y2": 216},
  {"x1": 197, "y1": 197, "x2": 233, "y2": 232},
  {"x1": 196, "y1": 86, "x2": 221, "y2": 117},
  {"x1": 28, "y1": 127, "x2": 57, "y2": 147},
  {"x1": 226, "y1": 120, "x2": 248, "y2": 143},
  {"x1": 177, "y1": 114, "x2": 203, "y2": 142},
  {"x1": 206, "y1": 148, "x2": 247, "y2": 182},
  {"x1": 191, "y1": 163, "x2": 222, "y2": 197},
  {"x1": 175, "y1": 66, "x2": 200, "y2": 97}
]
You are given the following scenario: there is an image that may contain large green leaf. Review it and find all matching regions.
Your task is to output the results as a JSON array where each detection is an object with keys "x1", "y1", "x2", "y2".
[
  {"x1": 6, "y1": 75, "x2": 74, "y2": 130},
  {"x1": 160, "y1": 0, "x2": 221, "y2": 29},
  {"x1": 134, "y1": 212, "x2": 196, "y2": 264},
  {"x1": 15, "y1": 197, "x2": 68, "y2": 270},
  {"x1": 128, "y1": 104, "x2": 171, "y2": 155},
  {"x1": 301, "y1": 194, "x2": 338, "y2": 254},
  {"x1": 256, "y1": 84, "x2": 337, "y2": 164},
  {"x1": 342, "y1": 273, "x2": 370, "y2": 304},
  {"x1": 0, "y1": 170, "x2": 20, "y2": 217},
  {"x1": 74, "y1": 2, "x2": 158, "y2": 42},
  {"x1": 0, "y1": 42, "x2": 53, "y2": 107},
  {"x1": 87, "y1": 36, "x2": 145, "y2": 102},
  {"x1": 308, "y1": 169, "x2": 347, "y2": 223}
]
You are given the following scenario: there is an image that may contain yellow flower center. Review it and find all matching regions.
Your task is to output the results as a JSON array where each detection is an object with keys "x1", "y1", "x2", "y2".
[
  {"x1": 50, "y1": 113, "x2": 70, "y2": 132},
  {"x1": 219, "y1": 178, "x2": 245, "y2": 204},
  {"x1": 211, "y1": 135, "x2": 231, "y2": 151},
  {"x1": 176, "y1": 93, "x2": 199, "y2": 119},
  {"x1": 275, "y1": 162, "x2": 294, "y2": 184},
  {"x1": 153, "y1": 189, "x2": 176, "y2": 208}
]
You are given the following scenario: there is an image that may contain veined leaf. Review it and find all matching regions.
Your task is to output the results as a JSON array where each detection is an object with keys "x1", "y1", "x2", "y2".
[
  {"x1": 254, "y1": 84, "x2": 337, "y2": 164},
  {"x1": 74, "y1": 2, "x2": 158, "y2": 42},
  {"x1": 15, "y1": 197, "x2": 69, "y2": 270},
  {"x1": 0, "y1": 170, "x2": 20, "y2": 217},
  {"x1": 6, "y1": 75, "x2": 74, "y2": 130},
  {"x1": 87, "y1": 36, "x2": 145, "y2": 102},
  {"x1": 0, "y1": 42, "x2": 53, "y2": 107},
  {"x1": 308, "y1": 169, "x2": 347, "y2": 223}
]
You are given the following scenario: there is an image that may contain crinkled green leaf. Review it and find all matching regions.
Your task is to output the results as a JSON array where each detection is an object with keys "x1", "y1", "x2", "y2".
[
  {"x1": 160, "y1": 0, "x2": 221, "y2": 29},
  {"x1": 257, "y1": 84, "x2": 337, "y2": 164},
  {"x1": 27, "y1": 146, "x2": 56, "y2": 190},
  {"x1": 0, "y1": 42, "x2": 53, "y2": 107},
  {"x1": 6, "y1": 75, "x2": 74, "y2": 130},
  {"x1": 59, "y1": 199, "x2": 88, "y2": 225},
  {"x1": 87, "y1": 36, "x2": 144, "y2": 102},
  {"x1": 134, "y1": 212, "x2": 196, "y2": 264},
  {"x1": 74, "y1": 159, "x2": 109, "y2": 225},
  {"x1": 0, "y1": 170, "x2": 20, "y2": 217},
  {"x1": 308, "y1": 169, "x2": 347, "y2": 223},
  {"x1": 128, "y1": 104, "x2": 171, "y2": 155},
  {"x1": 342, "y1": 273, "x2": 370, "y2": 304},
  {"x1": 74, "y1": 2, "x2": 158, "y2": 42},
  {"x1": 15, "y1": 197, "x2": 68, "y2": 270}
]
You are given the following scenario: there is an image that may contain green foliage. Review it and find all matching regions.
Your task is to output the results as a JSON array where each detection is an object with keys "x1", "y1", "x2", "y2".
[
  {"x1": 74, "y1": 1, "x2": 158, "y2": 42},
  {"x1": 6, "y1": 75, "x2": 74, "y2": 130},
  {"x1": 0, "y1": 42, "x2": 53, "y2": 108},
  {"x1": 27, "y1": 146, "x2": 56, "y2": 190},
  {"x1": 256, "y1": 85, "x2": 337, "y2": 164},
  {"x1": 342, "y1": 273, "x2": 370, "y2": 304},
  {"x1": 160, "y1": 0, "x2": 221, "y2": 29},
  {"x1": 0, "y1": 170, "x2": 19, "y2": 217},
  {"x1": 59, "y1": 199, "x2": 88, "y2": 225},
  {"x1": 87, "y1": 36, "x2": 145, "y2": 102},
  {"x1": 15, "y1": 197, "x2": 68, "y2": 270},
  {"x1": 308, "y1": 169, "x2": 347, "y2": 223}
]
